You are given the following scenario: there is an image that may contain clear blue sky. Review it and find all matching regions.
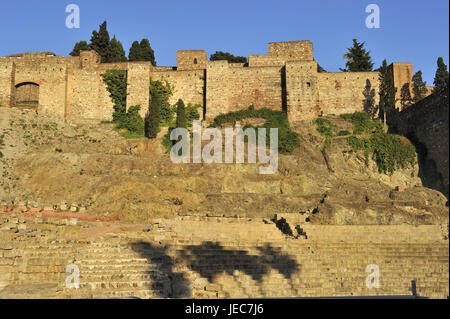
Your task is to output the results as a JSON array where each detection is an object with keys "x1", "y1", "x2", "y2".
[{"x1": 0, "y1": 0, "x2": 448, "y2": 84}]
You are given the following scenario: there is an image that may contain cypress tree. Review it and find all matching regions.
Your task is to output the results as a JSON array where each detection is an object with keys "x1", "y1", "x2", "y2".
[
  {"x1": 70, "y1": 41, "x2": 89, "y2": 56},
  {"x1": 400, "y1": 83, "x2": 413, "y2": 109},
  {"x1": 109, "y1": 36, "x2": 127, "y2": 62},
  {"x1": 128, "y1": 41, "x2": 142, "y2": 62},
  {"x1": 412, "y1": 71, "x2": 428, "y2": 103},
  {"x1": 176, "y1": 99, "x2": 187, "y2": 129},
  {"x1": 378, "y1": 60, "x2": 397, "y2": 131},
  {"x1": 433, "y1": 57, "x2": 449, "y2": 92},
  {"x1": 139, "y1": 39, "x2": 156, "y2": 66},
  {"x1": 128, "y1": 39, "x2": 156, "y2": 65},
  {"x1": 341, "y1": 39, "x2": 374, "y2": 72},
  {"x1": 89, "y1": 21, "x2": 111, "y2": 63},
  {"x1": 363, "y1": 79, "x2": 377, "y2": 117},
  {"x1": 146, "y1": 91, "x2": 161, "y2": 139}
]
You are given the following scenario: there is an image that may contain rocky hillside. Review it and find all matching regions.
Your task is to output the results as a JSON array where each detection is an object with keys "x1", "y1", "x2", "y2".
[{"x1": 0, "y1": 106, "x2": 448, "y2": 225}]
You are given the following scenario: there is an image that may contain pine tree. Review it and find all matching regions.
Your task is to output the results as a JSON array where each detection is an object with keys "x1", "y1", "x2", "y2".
[
  {"x1": 176, "y1": 99, "x2": 187, "y2": 129},
  {"x1": 139, "y1": 39, "x2": 156, "y2": 66},
  {"x1": 89, "y1": 21, "x2": 111, "y2": 63},
  {"x1": 70, "y1": 41, "x2": 89, "y2": 56},
  {"x1": 412, "y1": 71, "x2": 428, "y2": 103},
  {"x1": 378, "y1": 60, "x2": 397, "y2": 131},
  {"x1": 340, "y1": 39, "x2": 374, "y2": 72},
  {"x1": 400, "y1": 83, "x2": 413, "y2": 109},
  {"x1": 146, "y1": 91, "x2": 161, "y2": 139},
  {"x1": 433, "y1": 57, "x2": 449, "y2": 92},
  {"x1": 109, "y1": 36, "x2": 127, "y2": 62}
]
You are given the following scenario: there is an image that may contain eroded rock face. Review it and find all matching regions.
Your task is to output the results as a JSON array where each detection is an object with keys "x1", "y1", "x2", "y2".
[{"x1": 0, "y1": 107, "x2": 448, "y2": 225}]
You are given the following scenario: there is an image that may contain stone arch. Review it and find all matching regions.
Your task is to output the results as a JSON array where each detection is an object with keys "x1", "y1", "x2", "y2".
[{"x1": 14, "y1": 82, "x2": 40, "y2": 107}]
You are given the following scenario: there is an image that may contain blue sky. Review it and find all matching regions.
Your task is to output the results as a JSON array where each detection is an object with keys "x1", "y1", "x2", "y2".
[{"x1": 0, "y1": 0, "x2": 448, "y2": 84}]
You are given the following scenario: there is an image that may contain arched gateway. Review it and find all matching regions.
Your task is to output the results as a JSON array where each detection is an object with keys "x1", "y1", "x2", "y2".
[{"x1": 14, "y1": 82, "x2": 39, "y2": 108}]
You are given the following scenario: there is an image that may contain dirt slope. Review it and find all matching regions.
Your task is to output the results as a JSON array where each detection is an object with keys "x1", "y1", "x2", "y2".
[{"x1": 0, "y1": 106, "x2": 448, "y2": 225}]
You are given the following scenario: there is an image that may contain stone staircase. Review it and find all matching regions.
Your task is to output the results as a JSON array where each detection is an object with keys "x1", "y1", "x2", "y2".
[{"x1": 0, "y1": 215, "x2": 448, "y2": 299}]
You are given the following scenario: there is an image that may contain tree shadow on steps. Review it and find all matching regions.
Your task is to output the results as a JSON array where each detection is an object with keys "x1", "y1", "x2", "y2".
[
  {"x1": 179, "y1": 242, "x2": 300, "y2": 283},
  {"x1": 130, "y1": 241, "x2": 191, "y2": 298},
  {"x1": 130, "y1": 241, "x2": 300, "y2": 298}
]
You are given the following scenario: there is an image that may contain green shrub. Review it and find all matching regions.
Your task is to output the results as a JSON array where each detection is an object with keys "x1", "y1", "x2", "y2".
[
  {"x1": 338, "y1": 130, "x2": 351, "y2": 136},
  {"x1": 340, "y1": 112, "x2": 383, "y2": 135},
  {"x1": 315, "y1": 118, "x2": 335, "y2": 140},
  {"x1": 210, "y1": 106, "x2": 299, "y2": 154},
  {"x1": 347, "y1": 133, "x2": 416, "y2": 174},
  {"x1": 186, "y1": 103, "x2": 201, "y2": 126},
  {"x1": 118, "y1": 105, "x2": 144, "y2": 134}
]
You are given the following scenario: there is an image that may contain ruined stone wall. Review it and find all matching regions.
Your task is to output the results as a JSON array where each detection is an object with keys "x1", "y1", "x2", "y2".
[{"x1": 390, "y1": 91, "x2": 449, "y2": 197}]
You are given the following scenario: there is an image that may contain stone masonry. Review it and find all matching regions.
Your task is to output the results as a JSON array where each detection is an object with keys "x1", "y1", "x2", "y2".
[{"x1": 0, "y1": 41, "x2": 415, "y2": 123}]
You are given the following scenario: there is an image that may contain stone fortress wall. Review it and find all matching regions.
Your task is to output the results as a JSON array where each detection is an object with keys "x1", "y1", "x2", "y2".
[{"x1": 0, "y1": 41, "x2": 414, "y2": 124}]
